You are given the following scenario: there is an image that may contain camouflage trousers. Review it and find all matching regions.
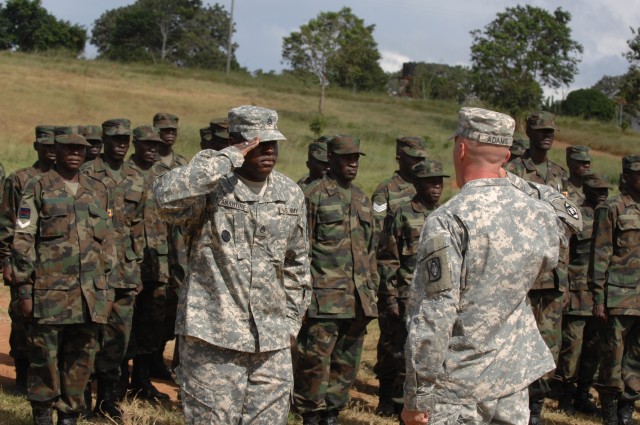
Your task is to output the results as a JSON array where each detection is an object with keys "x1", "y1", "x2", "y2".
[
  {"x1": 128, "y1": 281, "x2": 167, "y2": 357},
  {"x1": 527, "y1": 289, "x2": 563, "y2": 400},
  {"x1": 94, "y1": 288, "x2": 135, "y2": 382},
  {"x1": 178, "y1": 335, "x2": 292, "y2": 425},
  {"x1": 374, "y1": 298, "x2": 408, "y2": 402},
  {"x1": 8, "y1": 285, "x2": 30, "y2": 359},
  {"x1": 293, "y1": 311, "x2": 371, "y2": 414},
  {"x1": 595, "y1": 315, "x2": 640, "y2": 396},
  {"x1": 555, "y1": 314, "x2": 600, "y2": 385},
  {"x1": 163, "y1": 283, "x2": 179, "y2": 343},
  {"x1": 427, "y1": 387, "x2": 529, "y2": 425},
  {"x1": 27, "y1": 322, "x2": 100, "y2": 413}
]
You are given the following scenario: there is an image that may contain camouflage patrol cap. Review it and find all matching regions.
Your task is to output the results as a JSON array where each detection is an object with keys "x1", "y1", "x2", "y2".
[
  {"x1": 153, "y1": 113, "x2": 179, "y2": 129},
  {"x1": 55, "y1": 132, "x2": 91, "y2": 146},
  {"x1": 583, "y1": 173, "x2": 611, "y2": 189},
  {"x1": 411, "y1": 160, "x2": 449, "y2": 179},
  {"x1": 308, "y1": 140, "x2": 328, "y2": 162},
  {"x1": 228, "y1": 105, "x2": 286, "y2": 142},
  {"x1": 53, "y1": 125, "x2": 81, "y2": 136},
  {"x1": 102, "y1": 118, "x2": 131, "y2": 136},
  {"x1": 133, "y1": 125, "x2": 164, "y2": 143},
  {"x1": 209, "y1": 117, "x2": 229, "y2": 140},
  {"x1": 200, "y1": 127, "x2": 212, "y2": 142},
  {"x1": 510, "y1": 137, "x2": 529, "y2": 156},
  {"x1": 83, "y1": 125, "x2": 103, "y2": 142},
  {"x1": 527, "y1": 111, "x2": 558, "y2": 130},
  {"x1": 451, "y1": 107, "x2": 515, "y2": 146},
  {"x1": 622, "y1": 155, "x2": 640, "y2": 172},
  {"x1": 566, "y1": 145, "x2": 591, "y2": 162},
  {"x1": 329, "y1": 135, "x2": 365, "y2": 156},
  {"x1": 35, "y1": 125, "x2": 55, "y2": 145},
  {"x1": 396, "y1": 136, "x2": 427, "y2": 158}
]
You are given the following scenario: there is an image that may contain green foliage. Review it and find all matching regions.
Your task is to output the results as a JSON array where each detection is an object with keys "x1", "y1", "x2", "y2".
[
  {"x1": 562, "y1": 89, "x2": 615, "y2": 121},
  {"x1": 309, "y1": 115, "x2": 326, "y2": 137},
  {"x1": 399, "y1": 62, "x2": 472, "y2": 102},
  {"x1": 282, "y1": 7, "x2": 386, "y2": 110},
  {"x1": 90, "y1": 0, "x2": 238, "y2": 70},
  {"x1": 620, "y1": 28, "x2": 640, "y2": 115},
  {"x1": 0, "y1": 0, "x2": 86, "y2": 55},
  {"x1": 470, "y1": 5, "x2": 583, "y2": 117}
]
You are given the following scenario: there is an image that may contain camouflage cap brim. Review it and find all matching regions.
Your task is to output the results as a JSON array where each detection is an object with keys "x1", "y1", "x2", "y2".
[
  {"x1": 241, "y1": 128, "x2": 287, "y2": 142},
  {"x1": 36, "y1": 136, "x2": 55, "y2": 146},
  {"x1": 401, "y1": 147, "x2": 428, "y2": 158},
  {"x1": 55, "y1": 133, "x2": 91, "y2": 146},
  {"x1": 570, "y1": 153, "x2": 592, "y2": 162}
]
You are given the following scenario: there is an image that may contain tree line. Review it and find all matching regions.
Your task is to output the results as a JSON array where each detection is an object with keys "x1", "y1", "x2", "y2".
[{"x1": 0, "y1": 0, "x2": 638, "y2": 124}]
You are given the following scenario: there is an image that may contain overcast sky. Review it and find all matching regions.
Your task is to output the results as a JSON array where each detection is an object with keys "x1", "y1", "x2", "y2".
[{"x1": 41, "y1": 0, "x2": 637, "y2": 99}]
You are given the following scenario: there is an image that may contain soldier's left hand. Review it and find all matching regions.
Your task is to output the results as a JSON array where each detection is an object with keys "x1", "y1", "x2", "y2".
[
  {"x1": 135, "y1": 282, "x2": 143, "y2": 295},
  {"x1": 3, "y1": 264, "x2": 12, "y2": 285},
  {"x1": 19, "y1": 298, "x2": 33, "y2": 319}
]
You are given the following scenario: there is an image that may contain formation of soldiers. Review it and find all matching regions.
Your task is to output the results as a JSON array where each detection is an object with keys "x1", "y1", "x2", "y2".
[{"x1": 0, "y1": 108, "x2": 638, "y2": 425}]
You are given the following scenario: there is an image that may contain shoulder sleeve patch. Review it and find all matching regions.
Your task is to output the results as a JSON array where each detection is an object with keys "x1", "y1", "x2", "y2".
[{"x1": 418, "y1": 234, "x2": 453, "y2": 296}]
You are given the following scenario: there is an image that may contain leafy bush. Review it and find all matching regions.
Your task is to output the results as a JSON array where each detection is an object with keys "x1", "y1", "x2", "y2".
[{"x1": 562, "y1": 88, "x2": 615, "y2": 121}]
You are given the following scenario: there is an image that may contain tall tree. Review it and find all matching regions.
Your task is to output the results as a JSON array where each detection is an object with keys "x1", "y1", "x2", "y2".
[
  {"x1": 620, "y1": 27, "x2": 640, "y2": 115},
  {"x1": 469, "y1": 5, "x2": 582, "y2": 120},
  {"x1": 0, "y1": 0, "x2": 86, "y2": 55},
  {"x1": 282, "y1": 7, "x2": 385, "y2": 113}
]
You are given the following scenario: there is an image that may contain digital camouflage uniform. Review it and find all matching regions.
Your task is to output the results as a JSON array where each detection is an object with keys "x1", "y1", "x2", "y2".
[
  {"x1": 0, "y1": 126, "x2": 55, "y2": 395},
  {"x1": 12, "y1": 140, "x2": 116, "y2": 418},
  {"x1": 589, "y1": 156, "x2": 640, "y2": 414},
  {"x1": 375, "y1": 160, "x2": 447, "y2": 412},
  {"x1": 405, "y1": 108, "x2": 581, "y2": 424},
  {"x1": 154, "y1": 105, "x2": 311, "y2": 425},
  {"x1": 81, "y1": 119, "x2": 145, "y2": 400},
  {"x1": 294, "y1": 136, "x2": 379, "y2": 422},
  {"x1": 504, "y1": 142, "x2": 570, "y2": 402}
]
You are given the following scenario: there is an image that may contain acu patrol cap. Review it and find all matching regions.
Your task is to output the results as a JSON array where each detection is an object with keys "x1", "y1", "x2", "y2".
[
  {"x1": 133, "y1": 125, "x2": 164, "y2": 143},
  {"x1": 622, "y1": 155, "x2": 640, "y2": 172},
  {"x1": 583, "y1": 173, "x2": 611, "y2": 189},
  {"x1": 308, "y1": 140, "x2": 329, "y2": 162},
  {"x1": 396, "y1": 136, "x2": 427, "y2": 158},
  {"x1": 153, "y1": 113, "x2": 179, "y2": 129},
  {"x1": 451, "y1": 107, "x2": 515, "y2": 146},
  {"x1": 329, "y1": 135, "x2": 365, "y2": 156},
  {"x1": 527, "y1": 111, "x2": 558, "y2": 130},
  {"x1": 566, "y1": 145, "x2": 591, "y2": 162},
  {"x1": 102, "y1": 118, "x2": 131, "y2": 136},
  {"x1": 228, "y1": 105, "x2": 286, "y2": 142},
  {"x1": 411, "y1": 160, "x2": 449, "y2": 179},
  {"x1": 35, "y1": 125, "x2": 55, "y2": 145},
  {"x1": 83, "y1": 125, "x2": 103, "y2": 142}
]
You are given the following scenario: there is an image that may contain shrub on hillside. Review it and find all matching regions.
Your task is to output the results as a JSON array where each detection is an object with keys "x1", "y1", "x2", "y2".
[{"x1": 562, "y1": 88, "x2": 615, "y2": 121}]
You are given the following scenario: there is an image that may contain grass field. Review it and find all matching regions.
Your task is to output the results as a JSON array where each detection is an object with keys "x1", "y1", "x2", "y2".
[{"x1": 0, "y1": 51, "x2": 638, "y2": 424}]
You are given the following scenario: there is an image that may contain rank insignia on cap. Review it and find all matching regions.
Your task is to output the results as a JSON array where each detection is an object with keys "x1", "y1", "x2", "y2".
[
  {"x1": 565, "y1": 202, "x2": 579, "y2": 220},
  {"x1": 107, "y1": 209, "x2": 113, "y2": 218},
  {"x1": 18, "y1": 207, "x2": 31, "y2": 220},
  {"x1": 427, "y1": 257, "x2": 441, "y2": 282}
]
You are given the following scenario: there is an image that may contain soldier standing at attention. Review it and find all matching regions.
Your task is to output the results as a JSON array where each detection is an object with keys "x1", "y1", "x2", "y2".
[
  {"x1": 555, "y1": 173, "x2": 609, "y2": 415},
  {"x1": 504, "y1": 111, "x2": 569, "y2": 423},
  {"x1": 125, "y1": 125, "x2": 171, "y2": 401},
  {"x1": 590, "y1": 155, "x2": 640, "y2": 425},
  {"x1": 564, "y1": 145, "x2": 592, "y2": 204},
  {"x1": 0, "y1": 126, "x2": 56, "y2": 395},
  {"x1": 200, "y1": 117, "x2": 230, "y2": 151},
  {"x1": 297, "y1": 136, "x2": 330, "y2": 191},
  {"x1": 376, "y1": 159, "x2": 448, "y2": 418},
  {"x1": 149, "y1": 112, "x2": 188, "y2": 380},
  {"x1": 82, "y1": 125, "x2": 103, "y2": 163},
  {"x1": 12, "y1": 131, "x2": 116, "y2": 425},
  {"x1": 371, "y1": 136, "x2": 427, "y2": 416},
  {"x1": 293, "y1": 135, "x2": 378, "y2": 425},
  {"x1": 402, "y1": 107, "x2": 581, "y2": 425},
  {"x1": 82, "y1": 118, "x2": 146, "y2": 419},
  {"x1": 154, "y1": 105, "x2": 311, "y2": 424}
]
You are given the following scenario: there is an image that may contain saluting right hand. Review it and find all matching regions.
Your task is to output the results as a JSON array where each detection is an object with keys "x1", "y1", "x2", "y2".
[{"x1": 232, "y1": 137, "x2": 260, "y2": 156}]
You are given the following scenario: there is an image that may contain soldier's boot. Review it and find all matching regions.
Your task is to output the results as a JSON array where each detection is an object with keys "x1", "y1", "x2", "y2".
[
  {"x1": 323, "y1": 410, "x2": 339, "y2": 425},
  {"x1": 14, "y1": 357, "x2": 29, "y2": 395},
  {"x1": 93, "y1": 379, "x2": 122, "y2": 420},
  {"x1": 617, "y1": 399, "x2": 634, "y2": 425},
  {"x1": 600, "y1": 394, "x2": 619, "y2": 425},
  {"x1": 574, "y1": 383, "x2": 598, "y2": 416},
  {"x1": 148, "y1": 345, "x2": 172, "y2": 380},
  {"x1": 528, "y1": 399, "x2": 543, "y2": 425},
  {"x1": 80, "y1": 380, "x2": 93, "y2": 419},
  {"x1": 301, "y1": 412, "x2": 323, "y2": 425},
  {"x1": 558, "y1": 382, "x2": 577, "y2": 414},
  {"x1": 56, "y1": 411, "x2": 79, "y2": 425},
  {"x1": 130, "y1": 354, "x2": 169, "y2": 401},
  {"x1": 376, "y1": 379, "x2": 395, "y2": 417},
  {"x1": 31, "y1": 402, "x2": 54, "y2": 425}
]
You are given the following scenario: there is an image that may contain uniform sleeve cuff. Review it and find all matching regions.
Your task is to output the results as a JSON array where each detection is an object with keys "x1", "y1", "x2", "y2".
[{"x1": 404, "y1": 393, "x2": 436, "y2": 412}]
